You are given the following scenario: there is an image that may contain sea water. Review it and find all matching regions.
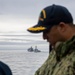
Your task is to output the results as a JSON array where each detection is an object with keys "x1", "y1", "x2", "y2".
[{"x1": 0, "y1": 32, "x2": 49, "y2": 75}]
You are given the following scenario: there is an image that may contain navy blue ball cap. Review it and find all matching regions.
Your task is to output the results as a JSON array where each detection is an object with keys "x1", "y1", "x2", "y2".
[{"x1": 27, "y1": 4, "x2": 73, "y2": 33}]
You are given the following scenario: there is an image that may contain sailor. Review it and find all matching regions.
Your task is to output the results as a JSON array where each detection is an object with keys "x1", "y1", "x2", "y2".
[{"x1": 27, "y1": 4, "x2": 75, "y2": 75}]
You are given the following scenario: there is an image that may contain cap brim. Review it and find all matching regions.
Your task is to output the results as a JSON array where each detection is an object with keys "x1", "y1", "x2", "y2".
[{"x1": 27, "y1": 25, "x2": 46, "y2": 33}]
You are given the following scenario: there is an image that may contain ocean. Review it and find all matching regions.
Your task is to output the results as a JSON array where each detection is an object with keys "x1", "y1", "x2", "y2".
[{"x1": 0, "y1": 32, "x2": 49, "y2": 75}]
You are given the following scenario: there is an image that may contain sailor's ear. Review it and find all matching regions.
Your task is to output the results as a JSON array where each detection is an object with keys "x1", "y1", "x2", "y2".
[{"x1": 58, "y1": 22, "x2": 67, "y2": 32}]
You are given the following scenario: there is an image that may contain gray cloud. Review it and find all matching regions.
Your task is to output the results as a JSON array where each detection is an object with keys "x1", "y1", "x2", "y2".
[{"x1": 0, "y1": 0, "x2": 75, "y2": 19}]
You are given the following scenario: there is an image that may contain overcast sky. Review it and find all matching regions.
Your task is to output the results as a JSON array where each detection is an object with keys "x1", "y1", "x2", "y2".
[{"x1": 0, "y1": 0, "x2": 75, "y2": 32}]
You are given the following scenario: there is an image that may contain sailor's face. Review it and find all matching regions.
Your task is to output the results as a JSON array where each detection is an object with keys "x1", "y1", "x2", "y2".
[{"x1": 43, "y1": 25, "x2": 61, "y2": 46}]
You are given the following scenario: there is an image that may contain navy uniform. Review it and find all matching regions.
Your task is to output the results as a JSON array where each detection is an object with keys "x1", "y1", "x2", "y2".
[{"x1": 35, "y1": 36, "x2": 75, "y2": 75}]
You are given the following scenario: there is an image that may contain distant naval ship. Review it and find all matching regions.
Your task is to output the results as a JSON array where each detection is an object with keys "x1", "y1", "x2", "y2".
[{"x1": 27, "y1": 46, "x2": 41, "y2": 52}]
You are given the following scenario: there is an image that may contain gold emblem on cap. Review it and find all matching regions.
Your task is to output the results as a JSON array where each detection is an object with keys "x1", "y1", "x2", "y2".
[
  {"x1": 42, "y1": 10, "x2": 46, "y2": 18},
  {"x1": 39, "y1": 10, "x2": 46, "y2": 21},
  {"x1": 28, "y1": 26, "x2": 46, "y2": 31}
]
